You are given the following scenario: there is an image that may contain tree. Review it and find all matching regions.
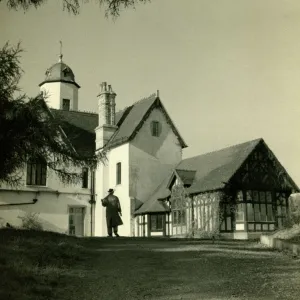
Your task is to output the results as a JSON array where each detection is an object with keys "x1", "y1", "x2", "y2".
[
  {"x1": 0, "y1": 42, "x2": 105, "y2": 187},
  {"x1": 2, "y1": 0, "x2": 150, "y2": 17}
]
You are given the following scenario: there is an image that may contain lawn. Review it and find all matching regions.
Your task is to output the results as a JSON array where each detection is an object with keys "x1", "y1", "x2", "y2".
[{"x1": 1, "y1": 229, "x2": 300, "y2": 300}]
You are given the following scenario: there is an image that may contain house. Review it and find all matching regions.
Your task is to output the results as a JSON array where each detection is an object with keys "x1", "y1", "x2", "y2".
[
  {"x1": 135, "y1": 138, "x2": 299, "y2": 239},
  {"x1": 0, "y1": 55, "x2": 298, "y2": 239}
]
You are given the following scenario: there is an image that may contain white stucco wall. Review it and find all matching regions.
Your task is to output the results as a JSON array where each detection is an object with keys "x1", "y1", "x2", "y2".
[
  {"x1": 129, "y1": 107, "x2": 183, "y2": 204},
  {"x1": 0, "y1": 167, "x2": 92, "y2": 236},
  {"x1": 94, "y1": 143, "x2": 131, "y2": 237},
  {"x1": 0, "y1": 169, "x2": 91, "y2": 236},
  {"x1": 0, "y1": 191, "x2": 91, "y2": 235},
  {"x1": 40, "y1": 82, "x2": 79, "y2": 110}
]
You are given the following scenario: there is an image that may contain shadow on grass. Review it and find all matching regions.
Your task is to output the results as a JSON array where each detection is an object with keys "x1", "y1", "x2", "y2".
[
  {"x1": 1, "y1": 229, "x2": 299, "y2": 300},
  {"x1": 60, "y1": 239, "x2": 300, "y2": 300}
]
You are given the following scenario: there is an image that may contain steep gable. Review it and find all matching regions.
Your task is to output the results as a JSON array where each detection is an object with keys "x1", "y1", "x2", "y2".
[
  {"x1": 48, "y1": 93, "x2": 187, "y2": 157},
  {"x1": 230, "y1": 139, "x2": 299, "y2": 192},
  {"x1": 104, "y1": 94, "x2": 187, "y2": 150}
]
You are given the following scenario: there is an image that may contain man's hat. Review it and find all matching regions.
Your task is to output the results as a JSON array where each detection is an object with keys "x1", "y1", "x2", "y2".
[{"x1": 108, "y1": 188, "x2": 114, "y2": 193}]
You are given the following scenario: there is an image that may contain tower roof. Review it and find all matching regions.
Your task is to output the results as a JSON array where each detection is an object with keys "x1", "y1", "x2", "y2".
[{"x1": 39, "y1": 57, "x2": 80, "y2": 88}]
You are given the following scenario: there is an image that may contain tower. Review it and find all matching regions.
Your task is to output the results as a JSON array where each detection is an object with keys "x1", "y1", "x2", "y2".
[{"x1": 39, "y1": 44, "x2": 80, "y2": 111}]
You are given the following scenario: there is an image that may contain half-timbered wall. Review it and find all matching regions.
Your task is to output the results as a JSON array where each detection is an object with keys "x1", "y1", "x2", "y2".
[
  {"x1": 232, "y1": 141, "x2": 294, "y2": 193},
  {"x1": 227, "y1": 142, "x2": 294, "y2": 232},
  {"x1": 136, "y1": 215, "x2": 149, "y2": 237}
]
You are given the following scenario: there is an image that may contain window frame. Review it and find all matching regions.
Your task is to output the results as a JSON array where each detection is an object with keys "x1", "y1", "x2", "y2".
[
  {"x1": 150, "y1": 214, "x2": 164, "y2": 232},
  {"x1": 81, "y1": 167, "x2": 89, "y2": 189},
  {"x1": 116, "y1": 162, "x2": 122, "y2": 185},
  {"x1": 26, "y1": 159, "x2": 47, "y2": 187},
  {"x1": 151, "y1": 121, "x2": 161, "y2": 137},
  {"x1": 172, "y1": 209, "x2": 186, "y2": 226},
  {"x1": 62, "y1": 98, "x2": 70, "y2": 111}
]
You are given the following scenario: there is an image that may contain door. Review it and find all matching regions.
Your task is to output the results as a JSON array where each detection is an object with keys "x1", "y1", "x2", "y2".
[{"x1": 69, "y1": 207, "x2": 85, "y2": 236}]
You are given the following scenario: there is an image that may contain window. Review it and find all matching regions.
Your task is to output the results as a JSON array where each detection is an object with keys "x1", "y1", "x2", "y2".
[
  {"x1": 150, "y1": 214, "x2": 163, "y2": 231},
  {"x1": 151, "y1": 121, "x2": 161, "y2": 137},
  {"x1": 82, "y1": 167, "x2": 88, "y2": 188},
  {"x1": 235, "y1": 203, "x2": 245, "y2": 222},
  {"x1": 62, "y1": 99, "x2": 70, "y2": 111},
  {"x1": 172, "y1": 210, "x2": 186, "y2": 226},
  {"x1": 246, "y1": 190, "x2": 276, "y2": 231},
  {"x1": 26, "y1": 159, "x2": 47, "y2": 186},
  {"x1": 220, "y1": 203, "x2": 233, "y2": 232},
  {"x1": 63, "y1": 67, "x2": 70, "y2": 77},
  {"x1": 116, "y1": 162, "x2": 121, "y2": 185}
]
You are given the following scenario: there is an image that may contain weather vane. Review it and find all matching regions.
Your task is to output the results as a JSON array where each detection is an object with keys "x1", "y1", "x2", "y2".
[{"x1": 59, "y1": 40, "x2": 63, "y2": 62}]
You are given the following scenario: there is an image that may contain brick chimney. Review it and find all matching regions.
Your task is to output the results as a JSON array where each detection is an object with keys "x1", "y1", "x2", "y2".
[{"x1": 95, "y1": 82, "x2": 118, "y2": 150}]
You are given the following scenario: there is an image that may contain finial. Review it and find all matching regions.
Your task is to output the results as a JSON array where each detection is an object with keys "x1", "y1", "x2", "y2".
[
  {"x1": 157, "y1": 90, "x2": 160, "y2": 97},
  {"x1": 59, "y1": 40, "x2": 63, "y2": 62}
]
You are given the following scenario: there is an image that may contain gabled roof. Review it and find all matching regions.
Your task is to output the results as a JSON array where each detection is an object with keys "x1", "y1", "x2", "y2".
[
  {"x1": 48, "y1": 93, "x2": 187, "y2": 156},
  {"x1": 103, "y1": 94, "x2": 187, "y2": 150},
  {"x1": 180, "y1": 138, "x2": 262, "y2": 194},
  {"x1": 50, "y1": 109, "x2": 97, "y2": 156},
  {"x1": 135, "y1": 138, "x2": 264, "y2": 215}
]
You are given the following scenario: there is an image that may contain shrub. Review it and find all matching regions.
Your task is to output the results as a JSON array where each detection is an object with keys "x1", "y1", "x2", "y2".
[
  {"x1": 19, "y1": 212, "x2": 43, "y2": 231},
  {"x1": 286, "y1": 195, "x2": 300, "y2": 227}
]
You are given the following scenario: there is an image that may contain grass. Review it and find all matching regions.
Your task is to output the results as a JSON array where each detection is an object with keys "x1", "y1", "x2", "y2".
[{"x1": 1, "y1": 229, "x2": 300, "y2": 300}]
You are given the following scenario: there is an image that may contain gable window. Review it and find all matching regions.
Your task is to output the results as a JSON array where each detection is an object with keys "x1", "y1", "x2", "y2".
[
  {"x1": 150, "y1": 214, "x2": 163, "y2": 231},
  {"x1": 151, "y1": 121, "x2": 161, "y2": 137},
  {"x1": 116, "y1": 162, "x2": 121, "y2": 185},
  {"x1": 26, "y1": 159, "x2": 47, "y2": 186},
  {"x1": 82, "y1": 167, "x2": 89, "y2": 188},
  {"x1": 62, "y1": 99, "x2": 70, "y2": 111}
]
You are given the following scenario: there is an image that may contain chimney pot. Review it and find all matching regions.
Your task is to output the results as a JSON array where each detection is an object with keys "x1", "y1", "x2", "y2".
[{"x1": 108, "y1": 85, "x2": 112, "y2": 93}]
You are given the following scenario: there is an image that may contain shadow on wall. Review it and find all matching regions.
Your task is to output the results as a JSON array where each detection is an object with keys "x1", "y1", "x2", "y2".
[{"x1": 0, "y1": 210, "x2": 67, "y2": 234}]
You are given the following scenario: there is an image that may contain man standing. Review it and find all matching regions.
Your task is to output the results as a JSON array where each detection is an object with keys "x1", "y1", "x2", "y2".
[{"x1": 101, "y1": 189, "x2": 123, "y2": 237}]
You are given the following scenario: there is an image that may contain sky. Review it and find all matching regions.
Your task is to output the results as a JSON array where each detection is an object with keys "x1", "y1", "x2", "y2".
[{"x1": 1, "y1": 0, "x2": 300, "y2": 186}]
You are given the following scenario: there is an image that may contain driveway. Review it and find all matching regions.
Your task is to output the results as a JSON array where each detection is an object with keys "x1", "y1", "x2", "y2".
[{"x1": 60, "y1": 238, "x2": 300, "y2": 300}]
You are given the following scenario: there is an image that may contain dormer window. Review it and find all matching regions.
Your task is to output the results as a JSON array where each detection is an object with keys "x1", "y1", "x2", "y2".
[
  {"x1": 151, "y1": 121, "x2": 161, "y2": 137},
  {"x1": 63, "y1": 67, "x2": 70, "y2": 77},
  {"x1": 45, "y1": 69, "x2": 51, "y2": 77}
]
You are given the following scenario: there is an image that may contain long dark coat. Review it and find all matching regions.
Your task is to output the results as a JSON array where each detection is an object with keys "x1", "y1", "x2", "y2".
[{"x1": 101, "y1": 195, "x2": 123, "y2": 227}]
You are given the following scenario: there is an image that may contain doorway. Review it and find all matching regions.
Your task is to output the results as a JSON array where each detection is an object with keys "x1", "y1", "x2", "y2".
[{"x1": 69, "y1": 206, "x2": 85, "y2": 236}]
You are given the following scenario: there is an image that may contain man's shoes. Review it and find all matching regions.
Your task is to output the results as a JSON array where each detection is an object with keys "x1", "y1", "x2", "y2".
[
  {"x1": 107, "y1": 235, "x2": 112, "y2": 237},
  {"x1": 115, "y1": 233, "x2": 120, "y2": 237}
]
